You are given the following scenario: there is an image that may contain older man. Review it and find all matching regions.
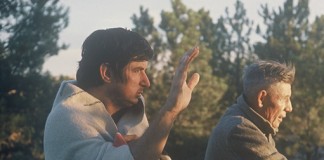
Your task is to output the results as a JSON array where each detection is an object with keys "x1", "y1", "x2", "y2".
[{"x1": 205, "y1": 60, "x2": 295, "y2": 160}]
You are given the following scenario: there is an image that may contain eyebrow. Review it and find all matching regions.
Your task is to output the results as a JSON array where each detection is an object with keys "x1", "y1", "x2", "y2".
[{"x1": 130, "y1": 65, "x2": 147, "y2": 72}]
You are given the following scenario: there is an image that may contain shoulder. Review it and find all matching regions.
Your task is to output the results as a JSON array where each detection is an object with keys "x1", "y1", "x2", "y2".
[
  {"x1": 205, "y1": 112, "x2": 254, "y2": 159},
  {"x1": 213, "y1": 105, "x2": 256, "y2": 135},
  {"x1": 210, "y1": 107, "x2": 267, "y2": 147}
]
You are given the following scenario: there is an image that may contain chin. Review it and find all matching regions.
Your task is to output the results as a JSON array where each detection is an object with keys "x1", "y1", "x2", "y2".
[
  {"x1": 272, "y1": 123, "x2": 280, "y2": 129},
  {"x1": 128, "y1": 98, "x2": 139, "y2": 106}
]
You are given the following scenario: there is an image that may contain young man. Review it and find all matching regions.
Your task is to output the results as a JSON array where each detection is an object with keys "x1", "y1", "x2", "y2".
[
  {"x1": 44, "y1": 28, "x2": 200, "y2": 160},
  {"x1": 205, "y1": 60, "x2": 295, "y2": 160}
]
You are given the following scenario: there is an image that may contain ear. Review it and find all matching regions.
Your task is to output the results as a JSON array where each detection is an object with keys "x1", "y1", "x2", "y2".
[
  {"x1": 99, "y1": 63, "x2": 111, "y2": 83},
  {"x1": 257, "y1": 90, "x2": 267, "y2": 108}
]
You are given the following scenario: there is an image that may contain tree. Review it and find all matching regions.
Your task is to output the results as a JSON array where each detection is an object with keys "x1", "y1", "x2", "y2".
[
  {"x1": 131, "y1": 0, "x2": 227, "y2": 159},
  {"x1": 131, "y1": 6, "x2": 165, "y2": 57},
  {"x1": 0, "y1": 0, "x2": 69, "y2": 159},
  {"x1": 254, "y1": 0, "x2": 309, "y2": 62},
  {"x1": 210, "y1": 0, "x2": 254, "y2": 108},
  {"x1": 282, "y1": 15, "x2": 324, "y2": 160}
]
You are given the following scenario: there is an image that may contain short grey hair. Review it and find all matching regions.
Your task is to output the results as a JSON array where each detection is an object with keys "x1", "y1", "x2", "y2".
[{"x1": 242, "y1": 60, "x2": 295, "y2": 96}]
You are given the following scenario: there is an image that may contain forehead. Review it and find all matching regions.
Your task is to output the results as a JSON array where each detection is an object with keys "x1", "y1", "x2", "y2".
[
  {"x1": 268, "y1": 82, "x2": 291, "y2": 96},
  {"x1": 126, "y1": 61, "x2": 149, "y2": 68}
]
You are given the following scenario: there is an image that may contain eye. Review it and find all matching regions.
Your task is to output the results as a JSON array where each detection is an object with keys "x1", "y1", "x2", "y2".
[
  {"x1": 133, "y1": 68, "x2": 141, "y2": 73},
  {"x1": 285, "y1": 96, "x2": 291, "y2": 102}
]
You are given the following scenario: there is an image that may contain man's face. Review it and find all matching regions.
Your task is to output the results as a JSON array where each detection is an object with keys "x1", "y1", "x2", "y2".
[
  {"x1": 261, "y1": 82, "x2": 293, "y2": 129},
  {"x1": 109, "y1": 60, "x2": 150, "y2": 108}
]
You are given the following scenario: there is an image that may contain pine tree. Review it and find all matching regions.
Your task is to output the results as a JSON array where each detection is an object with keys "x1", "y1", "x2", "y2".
[{"x1": 0, "y1": 0, "x2": 69, "y2": 159}]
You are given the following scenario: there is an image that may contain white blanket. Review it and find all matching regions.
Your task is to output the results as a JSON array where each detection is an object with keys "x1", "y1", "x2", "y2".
[{"x1": 44, "y1": 80, "x2": 149, "y2": 160}]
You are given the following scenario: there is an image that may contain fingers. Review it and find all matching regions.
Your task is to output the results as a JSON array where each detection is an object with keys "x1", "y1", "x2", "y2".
[
  {"x1": 188, "y1": 73, "x2": 200, "y2": 90},
  {"x1": 113, "y1": 133, "x2": 138, "y2": 147},
  {"x1": 173, "y1": 46, "x2": 200, "y2": 88},
  {"x1": 187, "y1": 46, "x2": 199, "y2": 64},
  {"x1": 181, "y1": 46, "x2": 199, "y2": 71},
  {"x1": 175, "y1": 46, "x2": 199, "y2": 81},
  {"x1": 123, "y1": 134, "x2": 138, "y2": 142}
]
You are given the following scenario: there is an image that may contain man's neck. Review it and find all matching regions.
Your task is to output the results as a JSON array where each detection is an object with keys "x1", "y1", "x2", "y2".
[
  {"x1": 111, "y1": 108, "x2": 128, "y2": 124},
  {"x1": 85, "y1": 86, "x2": 119, "y2": 115}
]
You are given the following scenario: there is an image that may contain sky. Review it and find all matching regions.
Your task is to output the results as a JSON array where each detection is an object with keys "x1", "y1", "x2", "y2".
[{"x1": 42, "y1": 0, "x2": 324, "y2": 78}]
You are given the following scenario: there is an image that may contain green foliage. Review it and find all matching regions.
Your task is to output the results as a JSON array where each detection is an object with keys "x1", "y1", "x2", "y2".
[
  {"x1": 0, "y1": 74, "x2": 68, "y2": 159},
  {"x1": 210, "y1": 0, "x2": 255, "y2": 107},
  {"x1": 255, "y1": 0, "x2": 309, "y2": 62},
  {"x1": 284, "y1": 15, "x2": 324, "y2": 160},
  {"x1": 0, "y1": 0, "x2": 69, "y2": 159},
  {"x1": 131, "y1": 6, "x2": 165, "y2": 56},
  {"x1": 0, "y1": 0, "x2": 69, "y2": 76},
  {"x1": 161, "y1": 0, "x2": 223, "y2": 134}
]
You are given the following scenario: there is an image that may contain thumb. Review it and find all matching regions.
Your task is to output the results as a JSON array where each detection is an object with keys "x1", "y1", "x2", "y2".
[
  {"x1": 113, "y1": 132, "x2": 127, "y2": 147},
  {"x1": 187, "y1": 73, "x2": 200, "y2": 90}
]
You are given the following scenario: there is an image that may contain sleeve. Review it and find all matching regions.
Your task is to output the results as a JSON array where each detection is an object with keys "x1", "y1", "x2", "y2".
[
  {"x1": 63, "y1": 137, "x2": 134, "y2": 160},
  {"x1": 228, "y1": 123, "x2": 287, "y2": 160}
]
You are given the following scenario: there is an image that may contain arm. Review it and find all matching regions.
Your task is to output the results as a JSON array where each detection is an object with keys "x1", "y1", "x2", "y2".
[
  {"x1": 127, "y1": 46, "x2": 200, "y2": 160},
  {"x1": 229, "y1": 123, "x2": 287, "y2": 160}
]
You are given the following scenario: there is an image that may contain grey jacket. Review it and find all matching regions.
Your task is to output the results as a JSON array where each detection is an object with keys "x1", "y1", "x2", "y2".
[{"x1": 204, "y1": 95, "x2": 287, "y2": 160}]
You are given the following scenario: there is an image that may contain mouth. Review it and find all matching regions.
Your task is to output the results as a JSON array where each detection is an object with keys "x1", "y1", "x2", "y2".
[
  {"x1": 137, "y1": 90, "x2": 143, "y2": 97},
  {"x1": 278, "y1": 115, "x2": 285, "y2": 122}
]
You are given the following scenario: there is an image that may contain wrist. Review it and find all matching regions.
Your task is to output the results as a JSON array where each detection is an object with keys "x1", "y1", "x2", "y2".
[{"x1": 160, "y1": 107, "x2": 179, "y2": 122}]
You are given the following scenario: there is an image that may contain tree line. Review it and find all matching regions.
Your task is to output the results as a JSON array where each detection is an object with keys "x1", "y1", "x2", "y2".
[{"x1": 0, "y1": 0, "x2": 323, "y2": 159}]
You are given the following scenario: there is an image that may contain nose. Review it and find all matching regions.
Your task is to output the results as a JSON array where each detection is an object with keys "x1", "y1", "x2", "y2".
[
  {"x1": 141, "y1": 72, "x2": 150, "y2": 88},
  {"x1": 285, "y1": 100, "x2": 293, "y2": 112}
]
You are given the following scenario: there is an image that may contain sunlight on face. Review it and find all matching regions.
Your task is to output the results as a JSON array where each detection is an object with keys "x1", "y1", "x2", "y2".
[
  {"x1": 262, "y1": 82, "x2": 292, "y2": 129},
  {"x1": 110, "y1": 61, "x2": 150, "y2": 108}
]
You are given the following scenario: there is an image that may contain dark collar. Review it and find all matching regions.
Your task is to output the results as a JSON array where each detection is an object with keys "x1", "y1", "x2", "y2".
[{"x1": 237, "y1": 95, "x2": 277, "y2": 135}]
